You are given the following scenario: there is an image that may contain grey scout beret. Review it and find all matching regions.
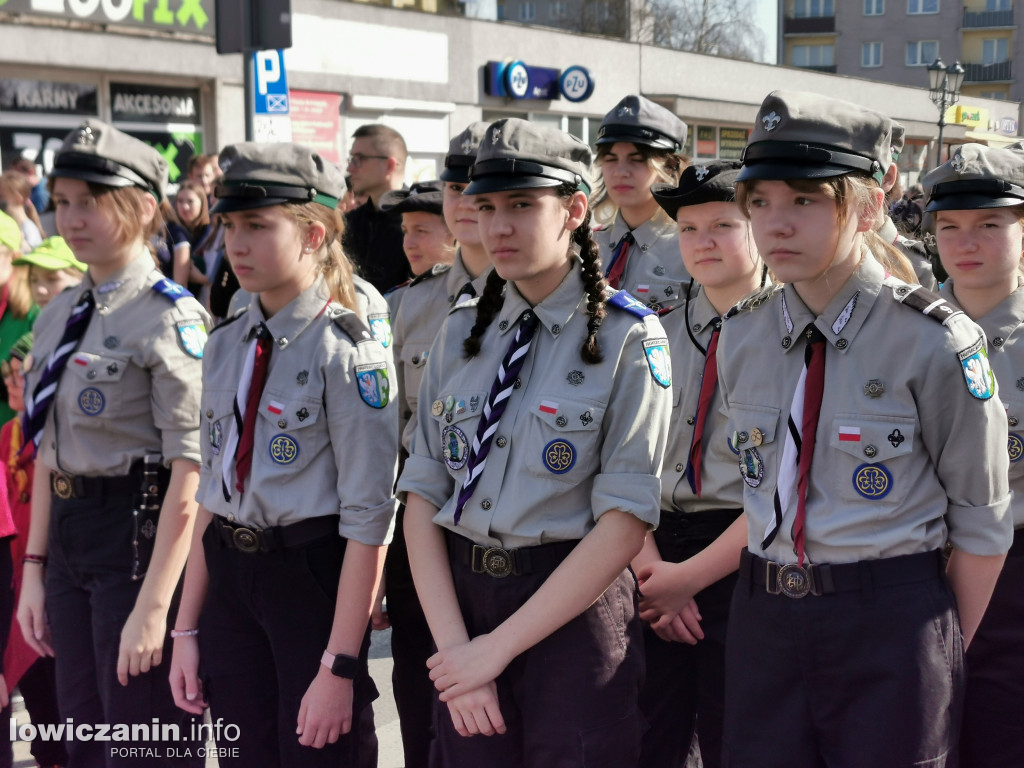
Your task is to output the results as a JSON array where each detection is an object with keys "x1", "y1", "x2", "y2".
[
  {"x1": 380, "y1": 180, "x2": 445, "y2": 216},
  {"x1": 923, "y1": 143, "x2": 1024, "y2": 212},
  {"x1": 52, "y1": 119, "x2": 168, "y2": 202},
  {"x1": 212, "y1": 142, "x2": 345, "y2": 214},
  {"x1": 441, "y1": 122, "x2": 489, "y2": 183},
  {"x1": 596, "y1": 95, "x2": 688, "y2": 152},
  {"x1": 652, "y1": 160, "x2": 742, "y2": 220},
  {"x1": 738, "y1": 90, "x2": 891, "y2": 185},
  {"x1": 465, "y1": 118, "x2": 593, "y2": 196}
]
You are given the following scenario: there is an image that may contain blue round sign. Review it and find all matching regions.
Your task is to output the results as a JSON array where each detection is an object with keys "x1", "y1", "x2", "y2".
[
  {"x1": 559, "y1": 66, "x2": 594, "y2": 103},
  {"x1": 504, "y1": 61, "x2": 530, "y2": 99}
]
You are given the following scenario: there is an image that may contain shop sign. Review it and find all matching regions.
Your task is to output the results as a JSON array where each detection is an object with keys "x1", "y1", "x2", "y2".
[
  {"x1": 484, "y1": 61, "x2": 594, "y2": 101},
  {"x1": 0, "y1": 0, "x2": 214, "y2": 38},
  {"x1": 998, "y1": 116, "x2": 1019, "y2": 136},
  {"x1": 289, "y1": 90, "x2": 341, "y2": 163},
  {"x1": 696, "y1": 126, "x2": 717, "y2": 158},
  {"x1": 0, "y1": 78, "x2": 98, "y2": 116},
  {"x1": 719, "y1": 127, "x2": 749, "y2": 160},
  {"x1": 944, "y1": 104, "x2": 989, "y2": 127},
  {"x1": 122, "y1": 129, "x2": 203, "y2": 184},
  {"x1": 111, "y1": 83, "x2": 201, "y2": 123}
]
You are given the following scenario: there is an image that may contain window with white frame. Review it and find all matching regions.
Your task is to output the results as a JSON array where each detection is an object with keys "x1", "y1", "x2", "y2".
[
  {"x1": 906, "y1": 40, "x2": 938, "y2": 65},
  {"x1": 520, "y1": 1, "x2": 535, "y2": 19},
  {"x1": 908, "y1": 0, "x2": 938, "y2": 13},
  {"x1": 792, "y1": 44, "x2": 835, "y2": 66},
  {"x1": 864, "y1": 0, "x2": 884, "y2": 13},
  {"x1": 549, "y1": 0, "x2": 566, "y2": 17},
  {"x1": 983, "y1": 38, "x2": 1010, "y2": 65},
  {"x1": 986, "y1": 0, "x2": 1011, "y2": 11},
  {"x1": 793, "y1": 0, "x2": 834, "y2": 16},
  {"x1": 862, "y1": 42, "x2": 883, "y2": 67},
  {"x1": 980, "y1": 90, "x2": 1008, "y2": 99}
]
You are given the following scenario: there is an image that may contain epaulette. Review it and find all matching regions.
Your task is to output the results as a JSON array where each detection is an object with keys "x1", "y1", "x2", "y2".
[
  {"x1": 209, "y1": 306, "x2": 247, "y2": 336},
  {"x1": 726, "y1": 284, "x2": 779, "y2": 319},
  {"x1": 382, "y1": 279, "x2": 410, "y2": 297},
  {"x1": 331, "y1": 310, "x2": 375, "y2": 344},
  {"x1": 151, "y1": 278, "x2": 193, "y2": 302},
  {"x1": 606, "y1": 289, "x2": 654, "y2": 318},
  {"x1": 891, "y1": 284, "x2": 963, "y2": 325},
  {"x1": 410, "y1": 262, "x2": 452, "y2": 287}
]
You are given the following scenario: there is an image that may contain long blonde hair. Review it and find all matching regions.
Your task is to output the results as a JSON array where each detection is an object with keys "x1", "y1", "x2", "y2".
[
  {"x1": 590, "y1": 143, "x2": 685, "y2": 228},
  {"x1": 284, "y1": 201, "x2": 358, "y2": 312}
]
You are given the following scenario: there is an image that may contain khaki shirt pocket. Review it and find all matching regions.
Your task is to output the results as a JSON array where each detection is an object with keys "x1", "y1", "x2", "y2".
[
  {"x1": 431, "y1": 392, "x2": 485, "y2": 480},
  {"x1": 727, "y1": 404, "x2": 781, "y2": 494},
  {"x1": 400, "y1": 343, "x2": 430, "y2": 417},
  {"x1": 256, "y1": 395, "x2": 327, "y2": 472},
  {"x1": 829, "y1": 414, "x2": 916, "y2": 506},
  {"x1": 1001, "y1": 396, "x2": 1024, "y2": 479},
  {"x1": 525, "y1": 397, "x2": 605, "y2": 484},
  {"x1": 201, "y1": 395, "x2": 235, "y2": 468},
  {"x1": 62, "y1": 352, "x2": 129, "y2": 420}
]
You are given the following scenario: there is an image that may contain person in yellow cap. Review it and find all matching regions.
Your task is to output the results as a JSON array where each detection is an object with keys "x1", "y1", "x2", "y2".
[
  {"x1": 0, "y1": 211, "x2": 38, "y2": 425},
  {"x1": 14, "y1": 236, "x2": 86, "y2": 310}
]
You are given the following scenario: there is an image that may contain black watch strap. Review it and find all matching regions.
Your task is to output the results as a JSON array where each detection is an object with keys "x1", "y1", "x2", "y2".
[{"x1": 320, "y1": 650, "x2": 359, "y2": 679}]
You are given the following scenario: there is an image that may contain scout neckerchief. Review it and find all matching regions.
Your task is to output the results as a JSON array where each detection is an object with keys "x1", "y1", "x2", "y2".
[{"x1": 604, "y1": 231, "x2": 634, "y2": 290}]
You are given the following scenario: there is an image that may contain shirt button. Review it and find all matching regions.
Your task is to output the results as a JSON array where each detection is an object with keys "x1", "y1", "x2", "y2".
[
  {"x1": 447, "y1": 295, "x2": 454, "y2": 303},
  {"x1": 87, "y1": 370, "x2": 97, "y2": 380},
  {"x1": 278, "y1": 419, "x2": 287, "y2": 428},
  {"x1": 686, "y1": 416, "x2": 695, "y2": 425},
  {"x1": 836, "y1": 338, "x2": 848, "y2": 350},
  {"x1": 864, "y1": 445, "x2": 878, "y2": 458},
  {"x1": 278, "y1": 338, "x2": 288, "y2": 348},
  {"x1": 1010, "y1": 416, "x2": 1019, "y2": 427},
  {"x1": 206, "y1": 409, "x2": 214, "y2": 419},
  {"x1": 993, "y1": 336, "x2": 1005, "y2": 347},
  {"x1": 481, "y1": 499, "x2": 492, "y2": 510},
  {"x1": 781, "y1": 336, "x2": 791, "y2": 349},
  {"x1": 552, "y1": 324, "x2": 561, "y2": 335},
  {"x1": 675, "y1": 463, "x2": 684, "y2": 472},
  {"x1": 499, "y1": 320, "x2": 509, "y2": 331},
  {"x1": 411, "y1": 356, "x2": 420, "y2": 365},
  {"x1": 737, "y1": 431, "x2": 749, "y2": 444},
  {"x1": 654, "y1": 266, "x2": 665, "y2": 276},
  {"x1": 692, "y1": 323, "x2": 702, "y2": 333},
  {"x1": 640, "y1": 244, "x2": 649, "y2": 252},
  {"x1": 514, "y1": 378, "x2": 522, "y2": 389},
  {"x1": 556, "y1": 416, "x2": 567, "y2": 427},
  {"x1": 496, "y1": 436, "x2": 507, "y2": 448}
]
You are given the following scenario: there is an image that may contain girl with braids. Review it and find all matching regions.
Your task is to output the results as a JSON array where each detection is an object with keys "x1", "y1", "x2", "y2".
[
  {"x1": 398, "y1": 118, "x2": 672, "y2": 768},
  {"x1": 168, "y1": 143, "x2": 398, "y2": 767},
  {"x1": 592, "y1": 95, "x2": 689, "y2": 312}
]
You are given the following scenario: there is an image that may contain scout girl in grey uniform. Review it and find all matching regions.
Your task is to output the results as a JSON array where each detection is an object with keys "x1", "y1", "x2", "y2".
[
  {"x1": 592, "y1": 95, "x2": 690, "y2": 311},
  {"x1": 924, "y1": 143, "x2": 1024, "y2": 768},
  {"x1": 383, "y1": 123, "x2": 492, "y2": 768},
  {"x1": 718, "y1": 91, "x2": 1013, "y2": 768},
  {"x1": 167, "y1": 143, "x2": 398, "y2": 767},
  {"x1": 398, "y1": 118, "x2": 671, "y2": 768},
  {"x1": 15, "y1": 120, "x2": 209, "y2": 768},
  {"x1": 631, "y1": 160, "x2": 763, "y2": 768}
]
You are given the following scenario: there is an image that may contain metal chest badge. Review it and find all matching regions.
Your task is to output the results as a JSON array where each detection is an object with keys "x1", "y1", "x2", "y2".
[
  {"x1": 442, "y1": 425, "x2": 469, "y2": 470},
  {"x1": 642, "y1": 338, "x2": 672, "y2": 389},
  {"x1": 177, "y1": 321, "x2": 208, "y2": 359},
  {"x1": 957, "y1": 337, "x2": 996, "y2": 400},
  {"x1": 368, "y1": 314, "x2": 392, "y2": 348},
  {"x1": 356, "y1": 362, "x2": 391, "y2": 409}
]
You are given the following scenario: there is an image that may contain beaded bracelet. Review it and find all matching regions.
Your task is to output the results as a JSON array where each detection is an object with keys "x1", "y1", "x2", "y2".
[
  {"x1": 170, "y1": 628, "x2": 199, "y2": 638},
  {"x1": 23, "y1": 553, "x2": 47, "y2": 566}
]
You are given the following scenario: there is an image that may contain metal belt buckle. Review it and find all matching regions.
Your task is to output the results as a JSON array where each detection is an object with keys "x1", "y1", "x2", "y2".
[
  {"x1": 52, "y1": 473, "x2": 73, "y2": 500},
  {"x1": 478, "y1": 546, "x2": 514, "y2": 578},
  {"x1": 231, "y1": 526, "x2": 262, "y2": 554},
  {"x1": 776, "y1": 563, "x2": 812, "y2": 599}
]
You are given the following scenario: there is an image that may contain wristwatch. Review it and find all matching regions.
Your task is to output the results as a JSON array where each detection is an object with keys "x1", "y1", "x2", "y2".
[{"x1": 320, "y1": 650, "x2": 359, "y2": 679}]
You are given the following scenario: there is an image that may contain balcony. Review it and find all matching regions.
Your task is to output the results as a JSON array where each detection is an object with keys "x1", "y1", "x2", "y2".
[
  {"x1": 963, "y1": 8, "x2": 1014, "y2": 27},
  {"x1": 962, "y1": 59, "x2": 1013, "y2": 81},
  {"x1": 782, "y1": 15, "x2": 835, "y2": 35}
]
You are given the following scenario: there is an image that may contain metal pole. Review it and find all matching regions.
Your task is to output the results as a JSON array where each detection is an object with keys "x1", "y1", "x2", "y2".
[
  {"x1": 936, "y1": 78, "x2": 947, "y2": 167},
  {"x1": 242, "y1": 0, "x2": 254, "y2": 141}
]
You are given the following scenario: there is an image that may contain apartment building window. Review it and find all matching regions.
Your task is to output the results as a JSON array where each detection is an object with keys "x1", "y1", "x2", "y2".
[
  {"x1": 907, "y1": 0, "x2": 938, "y2": 13},
  {"x1": 983, "y1": 38, "x2": 1010, "y2": 64},
  {"x1": 980, "y1": 90, "x2": 1008, "y2": 99},
  {"x1": 549, "y1": 0, "x2": 566, "y2": 17},
  {"x1": 986, "y1": 0, "x2": 1010, "y2": 10},
  {"x1": 793, "y1": 44, "x2": 835, "y2": 66},
  {"x1": 864, "y1": 0, "x2": 884, "y2": 14},
  {"x1": 793, "y1": 0, "x2": 834, "y2": 16},
  {"x1": 906, "y1": 40, "x2": 938, "y2": 65},
  {"x1": 520, "y1": 2, "x2": 535, "y2": 19},
  {"x1": 862, "y1": 42, "x2": 883, "y2": 67}
]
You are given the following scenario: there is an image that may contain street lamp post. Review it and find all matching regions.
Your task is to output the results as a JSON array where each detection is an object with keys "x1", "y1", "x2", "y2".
[{"x1": 927, "y1": 58, "x2": 966, "y2": 167}]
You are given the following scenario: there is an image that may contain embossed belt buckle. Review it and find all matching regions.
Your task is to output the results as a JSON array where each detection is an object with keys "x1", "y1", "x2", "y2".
[
  {"x1": 776, "y1": 563, "x2": 812, "y2": 599},
  {"x1": 476, "y1": 546, "x2": 514, "y2": 578},
  {"x1": 231, "y1": 526, "x2": 262, "y2": 554},
  {"x1": 52, "y1": 472, "x2": 73, "y2": 500}
]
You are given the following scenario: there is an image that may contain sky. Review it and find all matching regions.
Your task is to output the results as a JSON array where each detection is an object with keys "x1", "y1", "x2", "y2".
[{"x1": 753, "y1": 0, "x2": 779, "y2": 63}]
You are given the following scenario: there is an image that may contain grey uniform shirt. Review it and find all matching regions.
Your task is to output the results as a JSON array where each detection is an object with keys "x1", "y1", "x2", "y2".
[
  {"x1": 661, "y1": 286, "x2": 745, "y2": 514},
  {"x1": 595, "y1": 212, "x2": 690, "y2": 312},
  {"x1": 941, "y1": 279, "x2": 1024, "y2": 529},
  {"x1": 30, "y1": 250, "x2": 209, "y2": 474},
  {"x1": 196, "y1": 277, "x2": 399, "y2": 546},
  {"x1": 718, "y1": 255, "x2": 1012, "y2": 564},
  {"x1": 393, "y1": 255, "x2": 491, "y2": 453},
  {"x1": 398, "y1": 265, "x2": 672, "y2": 550}
]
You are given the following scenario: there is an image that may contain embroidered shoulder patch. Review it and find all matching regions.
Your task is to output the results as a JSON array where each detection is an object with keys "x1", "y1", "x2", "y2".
[
  {"x1": 643, "y1": 338, "x2": 672, "y2": 388},
  {"x1": 368, "y1": 313, "x2": 392, "y2": 348},
  {"x1": 176, "y1": 320, "x2": 208, "y2": 359},
  {"x1": 607, "y1": 289, "x2": 655, "y2": 318},
  {"x1": 958, "y1": 336, "x2": 997, "y2": 400},
  {"x1": 151, "y1": 278, "x2": 193, "y2": 302},
  {"x1": 356, "y1": 362, "x2": 391, "y2": 408}
]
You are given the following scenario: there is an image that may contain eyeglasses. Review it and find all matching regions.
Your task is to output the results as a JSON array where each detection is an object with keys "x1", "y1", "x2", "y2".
[{"x1": 347, "y1": 154, "x2": 389, "y2": 168}]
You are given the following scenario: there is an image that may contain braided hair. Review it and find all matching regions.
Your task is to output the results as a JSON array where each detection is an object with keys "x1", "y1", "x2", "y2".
[{"x1": 462, "y1": 182, "x2": 608, "y2": 363}]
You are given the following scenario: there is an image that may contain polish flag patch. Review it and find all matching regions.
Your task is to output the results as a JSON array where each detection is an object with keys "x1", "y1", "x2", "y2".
[
  {"x1": 636, "y1": 285, "x2": 650, "y2": 293},
  {"x1": 267, "y1": 400, "x2": 284, "y2": 415},
  {"x1": 72, "y1": 354, "x2": 90, "y2": 366},
  {"x1": 539, "y1": 400, "x2": 559, "y2": 415},
  {"x1": 838, "y1": 426, "x2": 861, "y2": 442}
]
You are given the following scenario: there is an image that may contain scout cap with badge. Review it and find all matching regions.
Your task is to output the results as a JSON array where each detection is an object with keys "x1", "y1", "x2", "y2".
[
  {"x1": 464, "y1": 118, "x2": 593, "y2": 196},
  {"x1": 890, "y1": 120, "x2": 906, "y2": 164},
  {"x1": 379, "y1": 180, "x2": 445, "y2": 216},
  {"x1": 0, "y1": 210, "x2": 20, "y2": 253},
  {"x1": 651, "y1": 160, "x2": 742, "y2": 220},
  {"x1": 738, "y1": 90, "x2": 890, "y2": 185},
  {"x1": 212, "y1": 142, "x2": 345, "y2": 214},
  {"x1": 596, "y1": 95, "x2": 688, "y2": 153},
  {"x1": 50, "y1": 119, "x2": 168, "y2": 202},
  {"x1": 922, "y1": 143, "x2": 1024, "y2": 212},
  {"x1": 14, "y1": 236, "x2": 86, "y2": 272},
  {"x1": 440, "y1": 122, "x2": 489, "y2": 184}
]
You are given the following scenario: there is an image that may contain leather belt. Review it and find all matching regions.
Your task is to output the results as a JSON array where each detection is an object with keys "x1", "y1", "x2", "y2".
[
  {"x1": 742, "y1": 548, "x2": 943, "y2": 599},
  {"x1": 445, "y1": 531, "x2": 578, "y2": 579},
  {"x1": 213, "y1": 515, "x2": 339, "y2": 554},
  {"x1": 50, "y1": 459, "x2": 167, "y2": 501}
]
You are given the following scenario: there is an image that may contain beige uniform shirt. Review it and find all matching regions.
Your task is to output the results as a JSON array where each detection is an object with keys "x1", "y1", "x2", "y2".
[
  {"x1": 393, "y1": 255, "x2": 491, "y2": 452},
  {"x1": 29, "y1": 251, "x2": 209, "y2": 475},
  {"x1": 718, "y1": 255, "x2": 1012, "y2": 564},
  {"x1": 595, "y1": 212, "x2": 690, "y2": 312},
  {"x1": 661, "y1": 286, "x2": 745, "y2": 514},
  {"x1": 196, "y1": 278, "x2": 398, "y2": 546},
  {"x1": 398, "y1": 265, "x2": 671, "y2": 550},
  {"x1": 941, "y1": 279, "x2": 1024, "y2": 529}
]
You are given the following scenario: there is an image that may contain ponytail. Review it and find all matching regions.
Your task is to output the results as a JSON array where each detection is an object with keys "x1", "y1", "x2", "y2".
[
  {"x1": 285, "y1": 202, "x2": 358, "y2": 313},
  {"x1": 574, "y1": 210, "x2": 608, "y2": 363}
]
